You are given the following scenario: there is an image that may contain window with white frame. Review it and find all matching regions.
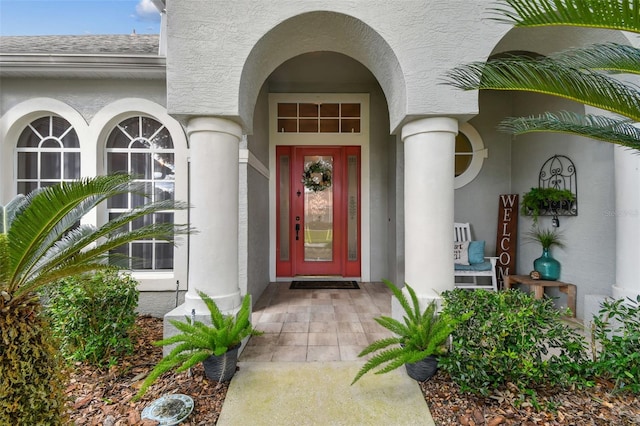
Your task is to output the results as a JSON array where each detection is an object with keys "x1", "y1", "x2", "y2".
[
  {"x1": 106, "y1": 116, "x2": 175, "y2": 270},
  {"x1": 454, "y1": 123, "x2": 487, "y2": 189},
  {"x1": 16, "y1": 116, "x2": 81, "y2": 194}
]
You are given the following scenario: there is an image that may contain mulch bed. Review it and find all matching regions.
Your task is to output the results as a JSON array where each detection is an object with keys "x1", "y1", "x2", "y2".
[
  {"x1": 65, "y1": 316, "x2": 228, "y2": 425},
  {"x1": 66, "y1": 315, "x2": 640, "y2": 425}
]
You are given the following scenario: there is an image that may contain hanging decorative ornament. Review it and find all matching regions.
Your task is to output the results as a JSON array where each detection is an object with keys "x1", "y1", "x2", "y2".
[{"x1": 302, "y1": 160, "x2": 332, "y2": 192}]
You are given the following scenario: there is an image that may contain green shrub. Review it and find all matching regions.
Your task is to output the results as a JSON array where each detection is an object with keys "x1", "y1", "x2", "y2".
[
  {"x1": 43, "y1": 268, "x2": 139, "y2": 367},
  {"x1": 591, "y1": 295, "x2": 640, "y2": 393},
  {"x1": 440, "y1": 289, "x2": 589, "y2": 396},
  {"x1": 0, "y1": 298, "x2": 68, "y2": 425}
]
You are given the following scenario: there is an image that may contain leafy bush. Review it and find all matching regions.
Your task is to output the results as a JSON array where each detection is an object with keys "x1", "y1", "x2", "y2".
[
  {"x1": 440, "y1": 289, "x2": 589, "y2": 396},
  {"x1": 0, "y1": 297, "x2": 68, "y2": 425},
  {"x1": 43, "y1": 268, "x2": 139, "y2": 367},
  {"x1": 591, "y1": 295, "x2": 640, "y2": 394}
]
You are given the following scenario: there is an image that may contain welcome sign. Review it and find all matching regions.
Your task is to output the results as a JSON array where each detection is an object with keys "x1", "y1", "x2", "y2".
[{"x1": 496, "y1": 194, "x2": 518, "y2": 289}]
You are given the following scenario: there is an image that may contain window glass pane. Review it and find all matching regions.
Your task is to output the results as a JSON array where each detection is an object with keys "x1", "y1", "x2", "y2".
[
  {"x1": 279, "y1": 155, "x2": 290, "y2": 261},
  {"x1": 299, "y1": 103, "x2": 318, "y2": 117},
  {"x1": 299, "y1": 119, "x2": 318, "y2": 133},
  {"x1": 61, "y1": 129, "x2": 80, "y2": 148},
  {"x1": 455, "y1": 134, "x2": 473, "y2": 153},
  {"x1": 341, "y1": 103, "x2": 360, "y2": 117},
  {"x1": 107, "y1": 152, "x2": 128, "y2": 173},
  {"x1": 106, "y1": 129, "x2": 129, "y2": 149},
  {"x1": 64, "y1": 152, "x2": 81, "y2": 179},
  {"x1": 304, "y1": 155, "x2": 333, "y2": 262},
  {"x1": 41, "y1": 139, "x2": 61, "y2": 148},
  {"x1": 17, "y1": 181, "x2": 37, "y2": 195},
  {"x1": 320, "y1": 103, "x2": 339, "y2": 117},
  {"x1": 17, "y1": 127, "x2": 40, "y2": 147},
  {"x1": 155, "y1": 243, "x2": 174, "y2": 269},
  {"x1": 154, "y1": 153, "x2": 175, "y2": 179},
  {"x1": 107, "y1": 192, "x2": 128, "y2": 209},
  {"x1": 455, "y1": 154, "x2": 473, "y2": 177},
  {"x1": 151, "y1": 127, "x2": 174, "y2": 149},
  {"x1": 131, "y1": 139, "x2": 150, "y2": 149},
  {"x1": 347, "y1": 155, "x2": 359, "y2": 261},
  {"x1": 341, "y1": 119, "x2": 360, "y2": 133},
  {"x1": 131, "y1": 183, "x2": 152, "y2": 208},
  {"x1": 109, "y1": 245, "x2": 129, "y2": 268},
  {"x1": 51, "y1": 116, "x2": 69, "y2": 138},
  {"x1": 30, "y1": 117, "x2": 50, "y2": 138},
  {"x1": 142, "y1": 117, "x2": 161, "y2": 141},
  {"x1": 41, "y1": 151, "x2": 61, "y2": 179},
  {"x1": 154, "y1": 182, "x2": 175, "y2": 201},
  {"x1": 131, "y1": 152, "x2": 152, "y2": 179},
  {"x1": 17, "y1": 152, "x2": 37, "y2": 179},
  {"x1": 320, "y1": 119, "x2": 339, "y2": 133},
  {"x1": 277, "y1": 103, "x2": 297, "y2": 117},
  {"x1": 277, "y1": 119, "x2": 297, "y2": 132},
  {"x1": 119, "y1": 117, "x2": 140, "y2": 140},
  {"x1": 132, "y1": 242, "x2": 153, "y2": 269}
]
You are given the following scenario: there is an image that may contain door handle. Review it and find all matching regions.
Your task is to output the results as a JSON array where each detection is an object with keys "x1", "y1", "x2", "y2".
[{"x1": 295, "y1": 223, "x2": 300, "y2": 240}]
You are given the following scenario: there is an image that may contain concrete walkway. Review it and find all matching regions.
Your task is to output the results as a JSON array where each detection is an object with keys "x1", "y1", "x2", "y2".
[{"x1": 217, "y1": 361, "x2": 434, "y2": 425}]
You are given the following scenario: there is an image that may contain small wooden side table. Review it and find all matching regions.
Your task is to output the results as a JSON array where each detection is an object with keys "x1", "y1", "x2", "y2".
[{"x1": 504, "y1": 275, "x2": 576, "y2": 317}]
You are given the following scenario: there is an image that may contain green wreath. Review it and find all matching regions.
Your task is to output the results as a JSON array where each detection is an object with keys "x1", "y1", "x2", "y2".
[{"x1": 302, "y1": 160, "x2": 332, "y2": 192}]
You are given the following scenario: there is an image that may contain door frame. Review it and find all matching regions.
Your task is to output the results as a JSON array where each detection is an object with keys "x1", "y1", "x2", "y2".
[{"x1": 269, "y1": 93, "x2": 370, "y2": 281}]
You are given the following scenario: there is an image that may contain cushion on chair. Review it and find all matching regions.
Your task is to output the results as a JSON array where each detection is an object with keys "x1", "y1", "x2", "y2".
[
  {"x1": 454, "y1": 241, "x2": 470, "y2": 265},
  {"x1": 468, "y1": 240, "x2": 485, "y2": 264},
  {"x1": 454, "y1": 261, "x2": 493, "y2": 271}
]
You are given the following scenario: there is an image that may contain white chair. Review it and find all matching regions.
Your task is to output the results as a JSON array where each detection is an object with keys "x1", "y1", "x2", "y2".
[{"x1": 454, "y1": 222, "x2": 498, "y2": 291}]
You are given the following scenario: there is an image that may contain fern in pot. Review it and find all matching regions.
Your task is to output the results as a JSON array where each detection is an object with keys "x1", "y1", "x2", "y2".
[
  {"x1": 135, "y1": 290, "x2": 261, "y2": 400},
  {"x1": 351, "y1": 280, "x2": 470, "y2": 384}
]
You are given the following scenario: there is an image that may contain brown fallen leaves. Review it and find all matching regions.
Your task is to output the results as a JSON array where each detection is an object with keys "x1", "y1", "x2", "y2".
[
  {"x1": 421, "y1": 370, "x2": 640, "y2": 426},
  {"x1": 65, "y1": 316, "x2": 228, "y2": 426}
]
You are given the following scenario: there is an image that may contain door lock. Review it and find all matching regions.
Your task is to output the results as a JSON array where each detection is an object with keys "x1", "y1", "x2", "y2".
[{"x1": 295, "y1": 223, "x2": 301, "y2": 240}]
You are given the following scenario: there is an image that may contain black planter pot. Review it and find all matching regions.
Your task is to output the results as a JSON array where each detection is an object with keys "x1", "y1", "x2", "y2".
[
  {"x1": 405, "y1": 355, "x2": 438, "y2": 381},
  {"x1": 202, "y1": 344, "x2": 241, "y2": 382}
]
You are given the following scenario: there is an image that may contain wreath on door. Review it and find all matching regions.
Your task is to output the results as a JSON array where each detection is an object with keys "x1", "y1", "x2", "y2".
[{"x1": 302, "y1": 160, "x2": 332, "y2": 192}]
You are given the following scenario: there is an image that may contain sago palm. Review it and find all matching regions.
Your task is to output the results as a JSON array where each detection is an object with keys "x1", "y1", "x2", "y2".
[
  {"x1": 445, "y1": 0, "x2": 640, "y2": 150},
  {"x1": 0, "y1": 174, "x2": 189, "y2": 424}
]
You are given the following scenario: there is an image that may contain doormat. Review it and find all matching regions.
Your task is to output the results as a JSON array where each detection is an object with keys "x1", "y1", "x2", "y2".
[{"x1": 290, "y1": 281, "x2": 360, "y2": 290}]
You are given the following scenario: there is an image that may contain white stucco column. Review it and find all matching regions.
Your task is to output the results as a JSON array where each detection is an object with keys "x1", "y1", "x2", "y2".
[
  {"x1": 613, "y1": 145, "x2": 640, "y2": 301},
  {"x1": 183, "y1": 116, "x2": 243, "y2": 314},
  {"x1": 401, "y1": 117, "x2": 457, "y2": 302}
]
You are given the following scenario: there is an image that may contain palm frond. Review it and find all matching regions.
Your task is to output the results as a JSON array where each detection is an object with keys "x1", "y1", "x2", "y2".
[
  {"x1": 6, "y1": 175, "x2": 134, "y2": 290},
  {"x1": 381, "y1": 279, "x2": 416, "y2": 323},
  {"x1": 498, "y1": 111, "x2": 640, "y2": 149},
  {"x1": 489, "y1": 0, "x2": 640, "y2": 34},
  {"x1": 551, "y1": 43, "x2": 640, "y2": 75},
  {"x1": 351, "y1": 346, "x2": 408, "y2": 384},
  {"x1": 357, "y1": 337, "x2": 403, "y2": 357},
  {"x1": 445, "y1": 58, "x2": 640, "y2": 122},
  {"x1": 0, "y1": 194, "x2": 27, "y2": 234}
]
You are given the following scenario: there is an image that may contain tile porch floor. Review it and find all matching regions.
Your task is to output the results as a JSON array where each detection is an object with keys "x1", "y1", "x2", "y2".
[{"x1": 239, "y1": 282, "x2": 394, "y2": 362}]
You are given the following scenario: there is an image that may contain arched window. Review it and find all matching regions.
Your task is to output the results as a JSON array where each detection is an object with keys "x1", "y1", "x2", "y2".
[
  {"x1": 16, "y1": 116, "x2": 81, "y2": 194},
  {"x1": 106, "y1": 116, "x2": 175, "y2": 270},
  {"x1": 454, "y1": 123, "x2": 487, "y2": 189}
]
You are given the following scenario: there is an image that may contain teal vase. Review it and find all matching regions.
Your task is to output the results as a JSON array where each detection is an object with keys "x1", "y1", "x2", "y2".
[{"x1": 533, "y1": 248, "x2": 560, "y2": 281}]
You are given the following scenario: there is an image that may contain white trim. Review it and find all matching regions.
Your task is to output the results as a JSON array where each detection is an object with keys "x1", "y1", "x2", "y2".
[
  {"x1": 268, "y1": 93, "x2": 370, "y2": 282},
  {"x1": 239, "y1": 148, "x2": 269, "y2": 179},
  {"x1": 454, "y1": 122, "x2": 487, "y2": 189}
]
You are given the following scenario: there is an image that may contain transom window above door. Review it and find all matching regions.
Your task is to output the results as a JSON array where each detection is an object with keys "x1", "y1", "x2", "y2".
[{"x1": 277, "y1": 102, "x2": 361, "y2": 133}]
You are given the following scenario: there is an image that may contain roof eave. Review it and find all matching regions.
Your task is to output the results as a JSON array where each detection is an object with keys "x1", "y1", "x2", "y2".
[{"x1": 0, "y1": 54, "x2": 166, "y2": 79}]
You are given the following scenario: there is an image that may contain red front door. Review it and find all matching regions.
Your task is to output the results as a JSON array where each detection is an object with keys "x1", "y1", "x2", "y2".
[{"x1": 276, "y1": 146, "x2": 360, "y2": 277}]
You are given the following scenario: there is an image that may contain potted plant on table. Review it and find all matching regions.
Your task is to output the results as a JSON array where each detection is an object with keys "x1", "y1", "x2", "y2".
[
  {"x1": 521, "y1": 187, "x2": 575, "y2": 224},
  {"x1": 134, "y1": 290, "x2": 261, "y2": 400},
  {"x1": 351, "y1": 280, "x2": 470, "y2": 384},
  {"x1": 525, "y1": 227, "x2": 565, "y2": 281}
]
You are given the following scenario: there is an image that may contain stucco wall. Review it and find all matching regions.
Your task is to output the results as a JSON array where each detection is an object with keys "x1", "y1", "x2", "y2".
[
  {"x1": 166, "y1": 1, "x2": 506, "y2": 130},
  {"x1": 0, "y1": 77, "x2": 167, "y2": 121},
  {"x1": 511, "y1": 93, "x2": 616, "y2": 319}
]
